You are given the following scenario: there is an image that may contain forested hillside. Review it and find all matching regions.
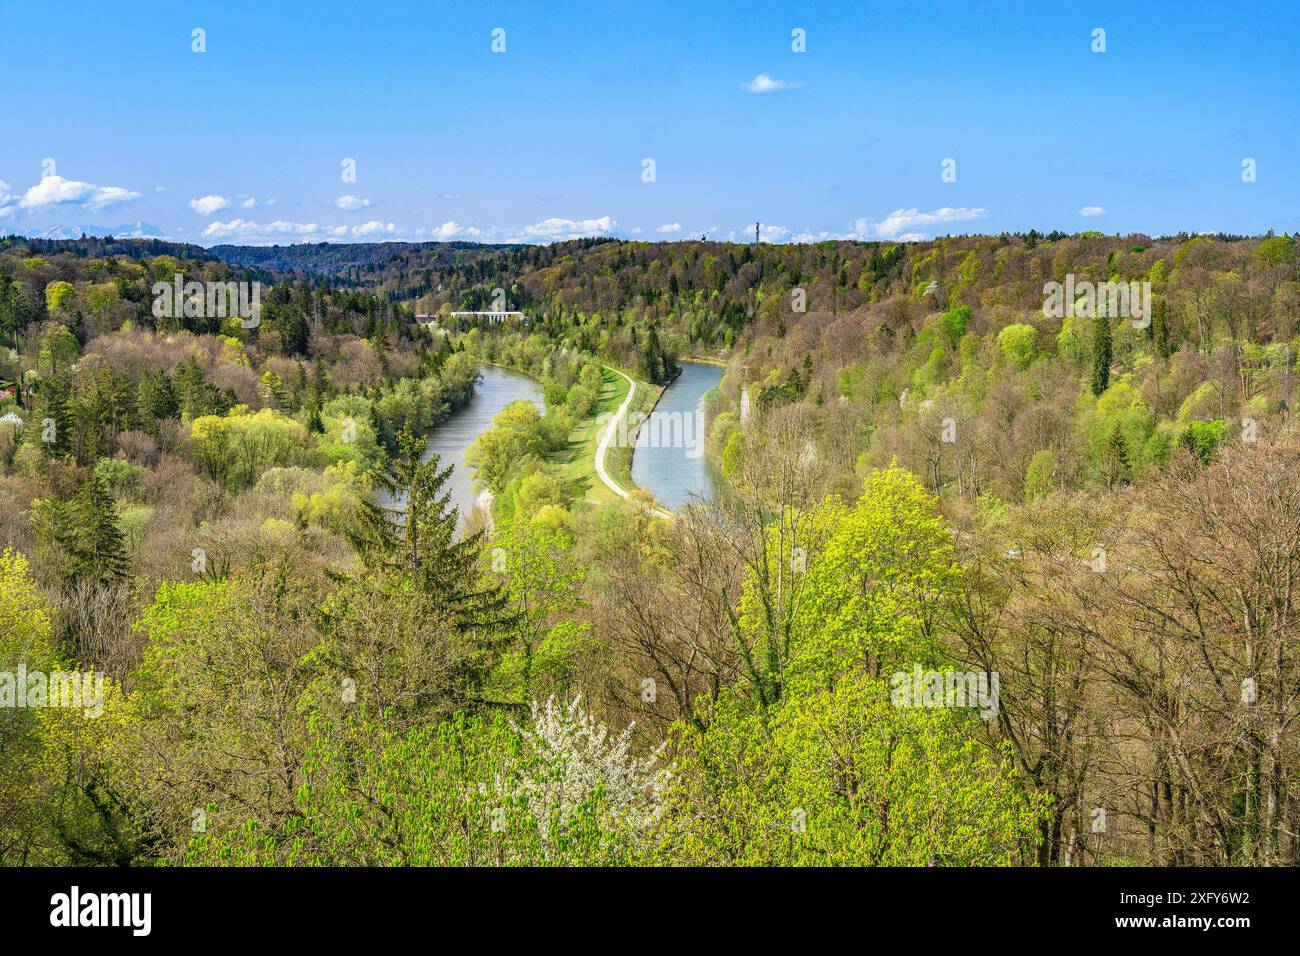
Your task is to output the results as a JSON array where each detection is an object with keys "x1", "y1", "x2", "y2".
[{"x1": 1, "y1": 231, "x2": 1296, "y2": 868}]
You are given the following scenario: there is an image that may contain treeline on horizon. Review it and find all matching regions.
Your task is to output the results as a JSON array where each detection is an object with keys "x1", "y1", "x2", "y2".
[{"x1": 0, "y1": 230, "x2": 1297, "y2": 868}]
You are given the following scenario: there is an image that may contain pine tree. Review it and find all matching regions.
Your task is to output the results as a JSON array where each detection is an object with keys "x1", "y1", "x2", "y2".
[
  {"x1": 137, "y1": 370, "x2": 178, "y2": 432},
  {"x1": 1090, "y1": 314, "x2": 1112, "y2": 396},
  {"x1": 70, "y1": 471, "x2": 131, "y2": 583},
  {"x1": 346, "y1": 426, "x2": 511, "y2": 630},
  {"x1": 1105, "y1": 424, "x2": 1130, "y2": 488},
  {"x1": 28, "y1": 376, "x2": 74, "y2": 457},
  {"x1": 174, "y1": 356, "x2": 213, "y2": 420},
  {"x1": 33, "y1": 471, "x2": 131, "y2": 585}
]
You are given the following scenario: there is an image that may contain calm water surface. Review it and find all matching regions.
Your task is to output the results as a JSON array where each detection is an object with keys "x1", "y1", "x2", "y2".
[
  {"x1": 416, "y1": 365, "x2": 544, "y2": 527},
  {"x1": 630, "y1": 361, "x2": 724, "y2": 510}
]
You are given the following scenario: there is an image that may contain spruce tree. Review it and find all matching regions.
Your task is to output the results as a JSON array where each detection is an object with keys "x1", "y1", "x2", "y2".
[
  {"x1": 70, "y1": 471, "x2": 131, "y2": 583},
  {"x1": 346, "y1": 426, "x2": 510, "y2": 631},
  {"x1": 34, "y1": 472, "x2": 131, "y2": 584},
  {"x1": 1090, "y1": 314, "x2": 1112, "y2": 396}
]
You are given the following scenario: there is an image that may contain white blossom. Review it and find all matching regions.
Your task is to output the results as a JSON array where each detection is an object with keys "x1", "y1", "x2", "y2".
[{"x1": 494, "y1": 696, "x2": 670, "y2": 845}]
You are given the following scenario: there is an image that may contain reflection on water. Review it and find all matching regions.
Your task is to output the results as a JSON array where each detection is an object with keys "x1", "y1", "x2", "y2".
[{"x1": 631, "y1": 362, "x2": 724, "y2": 511}]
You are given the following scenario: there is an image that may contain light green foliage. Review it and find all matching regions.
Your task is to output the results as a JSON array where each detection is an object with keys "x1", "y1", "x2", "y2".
[
  {"x1": 186, "y1": 700, "x2": 658, "y2": 867},
  {"x1": 997, "y1": 323, "x2": 1038, "y2": 369},
  {"x1": 720, "y1": 430, "x2": 745, "y2": 479},
  {"x1": 316, "y1": 399, "x2": 383, "y2": 469},
  {"x1": 37, "y1": 324, "x2": 79, "y2": 376},
  {"x1": 792, "y1": 465, "x2": 957, "y2": 690},
  {"x1": 510, "y1": 470, "x2": 574, "y2": 519},
  {"x1": 642, "y1": 463, "x2": 1044, "y2": 865},
  {"x1": 190, "y1": 408, "x2": 313, "y2": 490},
  {"x1": 94, "y1": 456, "x2": 144, "y2": 498},
  {"x1": 1177, "y1": 418, "x2": 1226, "y2": 464},
  {"x1": 1023, "y1": 449, "x2": 1057, "y2": 500},
  {"x1": 1082, "y1": 382, "x2": 1156, "y2": 480},
  {"x1": 466, "y1": 399, "x2": 550, "y2": 494},
  {"x1": 485, "y1": 515, "x2": 599, "y2": 705},
  {"x1": 44, "y1": 280, "x2": 75, "y2": 314},
  {"x1": 939, "y1": 305, "x2": 971, "y2": 349},
  {"x1": 649, "y1": 676, "x2": 1042, "y2": 865},
  {"x1": 0, "y1": 550, "x2": 131, "y2": 865},
  {"x1": 1254, "y1": 235, "x2": 1295, "y2": 268}
]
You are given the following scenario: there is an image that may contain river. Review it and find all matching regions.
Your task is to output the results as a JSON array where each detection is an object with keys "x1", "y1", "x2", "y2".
[
  {"x1": 416, "y1": 360, "x2": 722, "y2": 526},
  {"x1": 422, "y1": 364, "x2": 544, "y2": 527},
  {"x1": 630, "y1": 361, "x2": 724, "y2": 510}
]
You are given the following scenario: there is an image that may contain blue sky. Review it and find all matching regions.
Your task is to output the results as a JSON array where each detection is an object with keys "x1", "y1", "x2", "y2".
[{"x1": 2, "y1": 0, "x2": 1297, "y2": 245}]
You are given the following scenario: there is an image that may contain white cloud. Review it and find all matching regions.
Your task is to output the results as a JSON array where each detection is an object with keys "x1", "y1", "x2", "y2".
[
  {"x1": 352, "y1": 220, "x2": 396, "y2": 236},
  {"x1": 154, "y1": 185, "x2": 168, "y2": 193},
  {"x1": 0, "y1": 181, "x2": 14, "y2": 218},
  {"x1": 437, "y1": 192, "x2": 462, "y2": 200},
  {"x1": 19, "y1": 175, "x2": 140, "y2": 212},
  {"x1": 741, "y1": 73, "x2": 803, "y2": 93},
  {"x1": 431, "y1": 220, "x2": 482, "y2": 240},
  {"x1": 1079, "y1": 205, "x2": 1105, "y2": 217},
  {"x1": 519, "y1": 215, "x2": 615, "y2": 240},
  {"x1": 334, "y1": 195, "x2": 372, "y2": 211},
  {"x1": 852, "y1": 206, "x2": 988, "y2": 240},
  {"x1": 656, "y1": 222, "x2": 682, "y2": 234},
  {"x1": 189, "y1": 195, "x2": 230, "y2": 215},
  {"x1": 239, "y1": 197, "x2": 258, "y2": 209},
  {"x1": 202, "y1": 218, "x2": 327, "y2": 241}
]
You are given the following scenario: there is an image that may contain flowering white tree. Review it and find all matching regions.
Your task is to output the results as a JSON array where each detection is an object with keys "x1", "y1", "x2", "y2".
[{"x1": 495, "y1": 696, "x2": 670, "y2": 845}]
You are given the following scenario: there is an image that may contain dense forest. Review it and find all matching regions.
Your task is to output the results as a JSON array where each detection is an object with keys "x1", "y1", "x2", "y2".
[{"x1": 1, "y1": 230, "x2": 1296, "y2": 867}]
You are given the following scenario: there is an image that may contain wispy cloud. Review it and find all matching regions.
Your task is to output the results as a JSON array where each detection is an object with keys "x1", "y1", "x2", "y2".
[
  {"x1": 1079, "y1": 205, "x2": 1105, "y2": 217},
  {"x1": 741, "y1": 73, "x2": 803, "y2": 93},
  {"x1": 656, "y1": 222, "x2": 682, "y2": 234}
]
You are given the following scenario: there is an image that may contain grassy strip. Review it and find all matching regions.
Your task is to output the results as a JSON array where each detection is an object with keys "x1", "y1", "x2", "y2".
[
  {"x1": 546, "y1": 365, "x2": 659, "y2": 506},
  {"x1": 604, "y1": 372, "x2": 662, "y2": 497}
]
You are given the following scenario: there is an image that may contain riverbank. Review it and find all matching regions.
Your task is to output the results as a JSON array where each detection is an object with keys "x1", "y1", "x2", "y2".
[
  {"x1": 677, "y1": 354, "x2": 729, "y2": 369},
  {"x1": 458, "y1": 357, "x2": 660, "y2": 508},
  {"x1": 548, "y1": 364, "x2": 660, "y2": 505}
]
